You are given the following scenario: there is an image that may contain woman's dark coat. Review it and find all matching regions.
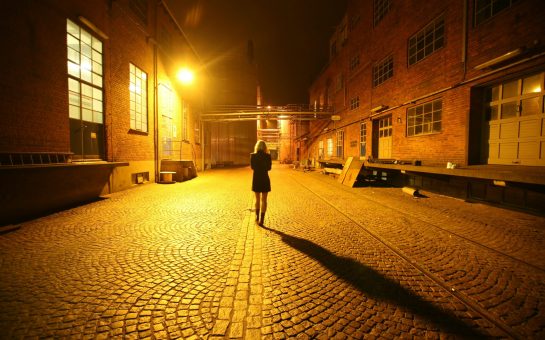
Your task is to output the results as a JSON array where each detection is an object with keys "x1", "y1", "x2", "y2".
[{"x1": 251, "y1": 151, "x2": 271, "y2": 192}]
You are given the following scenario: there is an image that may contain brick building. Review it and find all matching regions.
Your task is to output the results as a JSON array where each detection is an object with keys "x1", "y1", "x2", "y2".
[
  {"x1": 0, "y1": 0, "x2": 206, "y2": 223},
  {"x1": 297, "y1": 0, "x2": 545, "y2": 210}
]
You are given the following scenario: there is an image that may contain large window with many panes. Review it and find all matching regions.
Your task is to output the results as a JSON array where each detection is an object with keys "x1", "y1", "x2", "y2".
[
  {"x1": 67, "y1": 19, "x2": 104, "y2": 159},
  {"x1": 373, "y1": 55, "x2": 393, "y2": 87},
  {"x1": 350, "y1": 96, "x2": 360, "y2": 110},
  {"x1": 67, "y1": 19, "x2": 103, "y2": 124},
  {"x1": 475, "y1": 0, "x2": 519, "y2": 25},
  {"x1": 374, "y1": 0, "x2": 391, "y2": 26},
  {"x1": 408, "y1": 16, "x2": 444, "y2": 66},
  {"x1": 407, "y1": 99, "x2": 442, "y2": 136},
  {"x1": 327, "y1": 138, "x2": 334, "y2": 157},
  {"x1": 130, "y1": 63, "x2": 148, "y2": 133}
]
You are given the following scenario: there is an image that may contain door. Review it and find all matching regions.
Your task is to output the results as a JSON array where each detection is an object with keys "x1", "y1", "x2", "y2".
[
  {"x1": 378, "y1": 115, "x2": 392, "y2": 159},
  {"x1": 487, "y1": 72, "x2": 545, "y2": 165}
]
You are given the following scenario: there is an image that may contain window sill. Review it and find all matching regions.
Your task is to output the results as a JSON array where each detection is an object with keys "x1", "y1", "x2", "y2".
[{"x1": 128, "y1": 129, "x2": 149, "y2": 136}]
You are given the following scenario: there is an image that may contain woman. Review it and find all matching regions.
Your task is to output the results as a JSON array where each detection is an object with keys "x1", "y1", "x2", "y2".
[{"x1": 251, "y1": 140, "x2": 272, "y2": 226}]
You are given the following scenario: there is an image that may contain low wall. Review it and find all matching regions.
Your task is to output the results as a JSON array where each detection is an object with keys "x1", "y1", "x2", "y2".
[{"x1": 0, "y1": 162, "x2": 127, "y2": 225}]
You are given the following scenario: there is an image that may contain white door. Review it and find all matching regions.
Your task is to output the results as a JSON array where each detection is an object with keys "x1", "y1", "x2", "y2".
[
  {"x1": 378, "y1": 116, "x2": 392, "y2": 159},
  {"x1": 487, "y1": 73, "x2": 545, "y2": 165}
]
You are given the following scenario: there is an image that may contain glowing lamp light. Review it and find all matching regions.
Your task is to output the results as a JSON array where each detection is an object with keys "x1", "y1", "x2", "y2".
[{"x1": 177, "y1": 68, "x2": 194, "y2": 85}]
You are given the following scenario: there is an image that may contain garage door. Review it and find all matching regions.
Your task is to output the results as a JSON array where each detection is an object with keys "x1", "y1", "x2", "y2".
[{"x1": 487, "y1": 72, "x2": 545, "y2": 166}]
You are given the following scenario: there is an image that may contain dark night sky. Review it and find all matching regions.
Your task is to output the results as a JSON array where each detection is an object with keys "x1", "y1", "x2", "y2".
[{"x1": 167, "y1": 0, "x2": 348, "y2": 105}]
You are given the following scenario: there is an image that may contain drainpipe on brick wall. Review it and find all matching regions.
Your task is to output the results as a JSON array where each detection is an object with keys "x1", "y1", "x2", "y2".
[
  {"x1": 461, "y1": 0, "x2": 469, "y2": 79},
  {"x1": 153, "y1": 6, "x2": 159, "y2": 183}
]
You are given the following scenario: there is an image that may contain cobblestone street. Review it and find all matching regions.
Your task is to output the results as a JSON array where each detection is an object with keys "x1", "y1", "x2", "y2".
[{"x1": 1, "y1": 164, "x2": 545, "y2": 339}]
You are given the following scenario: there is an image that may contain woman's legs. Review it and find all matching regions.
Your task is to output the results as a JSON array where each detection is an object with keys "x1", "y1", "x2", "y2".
[
  {"x1": 254, "y1": 192, "x2": 261, "y2": 221},
  {"x1": 259, "y1": 192, "x2": 268, "y2": 226},
  {"x1": 260, "y1": 192, "x2": 268, "y2": 214}
]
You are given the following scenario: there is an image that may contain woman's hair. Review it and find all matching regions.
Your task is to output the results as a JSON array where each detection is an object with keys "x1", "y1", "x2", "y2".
[{"x1": 254, "y1": 140, "x2": 269, "y2": 153}]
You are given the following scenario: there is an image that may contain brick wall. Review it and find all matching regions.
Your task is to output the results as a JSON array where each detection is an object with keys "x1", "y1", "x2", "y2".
[{"x1": 305, "y1": 0, "x2": 545, "y2": 167}]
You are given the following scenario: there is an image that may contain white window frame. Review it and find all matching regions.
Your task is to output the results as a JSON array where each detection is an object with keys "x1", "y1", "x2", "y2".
[
  {"x1": 336, "y1": 130, "x2": 344, "y2": 158},
  {"x1": 67, "y1": 19, "x2": 103, "y2": 124},
  {"x1": 360, "y1": 122, "x2": 367, "y2": 157},
  {"x1": 327, "y1": 138, "x2": 334, "y2": 158},
  {"x1": 129, "y1": 63, "x2": 148, "y2": 132}
]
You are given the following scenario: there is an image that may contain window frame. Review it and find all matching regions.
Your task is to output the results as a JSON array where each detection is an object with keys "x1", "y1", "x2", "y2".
[
  {"x1": 360, "y1": 122, "x2": 367, "y2": 157},
  {"x1": 374, "y1": 0, "x2": 391, "y2": 27},
  {"x1": 129, "y1": 63, "x2": 148, "y2": 133},
  {"x1": 475, "y1": 0, "x2": 519, "y2": 26},
  {"x1": 67, "y1": 19, "x2": 104, "y2": 125},
  {"x1": 406, "y1": 99, "x2": 443, "y2": 137},
  {"x1": 350, "y1": 96, "x2": 360, "y2": 110},
  {"x1": 408, "y1": 16, "x2": 445, "y2": 66},
  {"x1": 373, "y1": 55, "x2": 394, "y2": 87},
  {"x1": 336, "y1": 130, "x2": 344, "y2": 158},
  {"x1": 327, "y1": 138, "x2": 334, "y2": 158}
]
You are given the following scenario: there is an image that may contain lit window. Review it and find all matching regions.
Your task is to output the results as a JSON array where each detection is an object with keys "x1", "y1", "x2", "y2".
[
  {"x1": 129, "y1": 63, "x2": 148, "y2": 132},
  {"x1": 67, "y1": 19, "x2": 103, "y2": 124},
  {"x1": 182, "y1": 99, "x2": 188, "y2": 140},
  {"x1": 319, "y1": 140, "x2": 324, "y2": 159},
  {"x1": 373, "y1": 55, "x2": 393, "y2": 87},
  {"x1": 408, "y1": 16, "x2": 444, "y2": 65},
  {"x1": 407, "y1": 99, "x2": 442, "y2": 136},
  {"x1": 327, "y1": 138, "x2": 334, "y2": 157},
  {"x1": 475, "y1": 0, "x2": 519, "y2": 25}
]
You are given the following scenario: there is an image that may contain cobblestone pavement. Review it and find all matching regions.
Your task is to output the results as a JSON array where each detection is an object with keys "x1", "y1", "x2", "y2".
[{"x1": 1, "y1": 164, "x2": 545, "y2": 339}]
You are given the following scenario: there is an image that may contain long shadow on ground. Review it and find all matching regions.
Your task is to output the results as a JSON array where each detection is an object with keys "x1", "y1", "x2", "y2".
[{"x1": 261, "y1": 225, "x2": 490, "y2": 338}]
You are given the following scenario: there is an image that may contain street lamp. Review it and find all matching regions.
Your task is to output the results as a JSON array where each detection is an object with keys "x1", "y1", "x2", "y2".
[{"x1": 177, "y1": 67, "x2": 194, "y2": 85}]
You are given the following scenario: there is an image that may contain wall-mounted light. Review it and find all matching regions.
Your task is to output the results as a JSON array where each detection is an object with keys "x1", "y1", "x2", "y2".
[
  {"x1": 176, "y1": 68, "x2": 194, "y2": 85},
  {"x1": 397, "y1": 117, "x2": 402, "y2": 124},
  {"x1": 370, "y1": 105, "x2": 388, "y2": 113},
  {"x1": 474, "y1": 48, "x2": 523, "y2": 70}
]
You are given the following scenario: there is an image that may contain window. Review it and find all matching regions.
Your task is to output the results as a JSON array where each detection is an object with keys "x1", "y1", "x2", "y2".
[
  {"x1": 486, "y1": 73, "x2": 544, "y2": 121},
  {"x1": 159, "y1": 84, "x2": 174, "y2": 156},
  {"x1": 129, "y1": 0, "x2": 148, "y2": 24},
  {"x1": 349, "y1": 55, "x2": 360, "y2": 73},
  {"x1": 182, "y1": 99, "x2": 188, "y2": 140},
  {"x1": 407, "y1": 99, "x2": 442, "y2": 136},
  {"x1": 335, "y1": 73, "x2": 344, "y2": 92},
  {"x1": 194, "y1": 121, "x2": 201, "y2": 143},
  {"x1": 327, "y1": 138, "x2": 334, "y2": 157},
  {"x1": 408, "y1": 16, "x2": 445, "y2": 65},
  {"x1": 129, "y1": 63, "x2": 148, "y2": 132},
  {"x1": 373, "y1": 55, "x2": 393, "y2": 87},
  {"x1": 336, "y1": 130, "x2": 344, "y2": 158},
  {"x1": 349, "y1": 14, "x2": 360, "y2": 32},
  {"x1": 319, "y1": 140, "x2": 324, "y2": 159},
  {"x1": 67, "y1": 19, "x2": 103, "y2": 124},
  {"x1": 374, "y1": 0, "x2": 391, "y2": 26},
  {"x1": 475, "y1": 0, "x2": 519, "y2": 25},
  {"x1": 350, "y1": 96, "x2": 360, "y2": 110},
  {"x1": 360, "y1": 122, "x2": 367, "y2": 157}
]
